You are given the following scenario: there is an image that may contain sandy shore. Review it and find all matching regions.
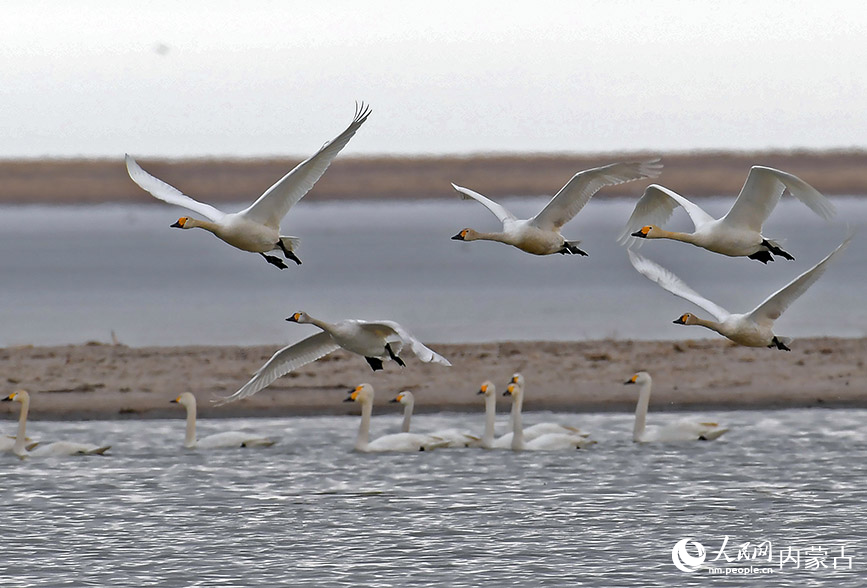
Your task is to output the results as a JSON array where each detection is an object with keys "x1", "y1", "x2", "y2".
[{"x1": 1, "y1": 337, "x2": 864, "y2": 421}]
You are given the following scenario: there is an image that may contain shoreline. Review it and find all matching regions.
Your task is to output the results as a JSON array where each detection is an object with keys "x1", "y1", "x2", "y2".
[{"x1": 2, "y1": 336, "x2": 864, "y2": 421}]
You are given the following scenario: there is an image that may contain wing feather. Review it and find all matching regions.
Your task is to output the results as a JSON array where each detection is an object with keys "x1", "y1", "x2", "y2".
[
  {"x1": 125, "y1": 154, "x2": 226, "y2": 222},
  {"x1": 618, "y1": 184, "x2": 715, "y2": 245},
  {"x1": 361, "y1": 320, "x2": 452, "y2": 366},
  {"x1": 451, "y1": 183, "x2": 516, "y2": 225}
]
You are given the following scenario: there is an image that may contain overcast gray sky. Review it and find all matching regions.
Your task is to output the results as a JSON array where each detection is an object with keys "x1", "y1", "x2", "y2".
[{"x1": 4, "y1": 0, "x2": 866, "y2": 158}]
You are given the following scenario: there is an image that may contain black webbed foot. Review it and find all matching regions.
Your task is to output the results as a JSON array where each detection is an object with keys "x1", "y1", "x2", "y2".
[
  {"x1": 761, "y1": 240, "x2": 794, "y2": 261},
  {"x1": 770, "y1": 336, "x2": 791, "y2": 351},
  {"x1": 365, "y1": 357, "x2": 384, "y2": 371},
  {"x1": 260, "y1": 253, "x2": 288, "y2": 269},
  {"x1": 385, "y1": 343, "x2": 406, "y2": 367},
  {"x1": 559, "y1": 243, "x2": 588, "y2": 256},
  {"x1": 278, "y1": 241, "x2": 302, "y2": 265},
  {"x1": 747, "y1": 250, "x2": 773, "y2": 264}
]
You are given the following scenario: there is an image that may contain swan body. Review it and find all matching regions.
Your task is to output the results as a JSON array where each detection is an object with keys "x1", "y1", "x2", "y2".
[
  {"x1": 620, "y1": 167, "x2": 836, "y2": 262},
  {"x1": 2, "y1": 391, "x2": 110, "y2": 457},
  {"x1": 345, "y1": 384, "x2": 449, "y2": 452},
  {"x1": 625, "y1": 372, "x2": 728, "y2": 442},
  {"x1": 451, "y1": 160, "x2": 662, "y2": 256},
  {"x1": 219, "y1": 312, "x2": 450, "y2": 404},
  {"x1": 125, "y1": 103, "x2": 371, "y2": 269},
  {"x1": 171, "y1": 392, "x2": 275, "y2": 449},
  {"x1": 503, "y1": 383, "x2": 594, "y2": 451},
  {"x1": 628, "y1": 236, "x2": 851, "y2": 349},
  {"x1": 391, "y1": 390, "x2": 478, "y2": 448},
  {"x1": 507, "y1": 373, "x2": 589, "y2": 438}
]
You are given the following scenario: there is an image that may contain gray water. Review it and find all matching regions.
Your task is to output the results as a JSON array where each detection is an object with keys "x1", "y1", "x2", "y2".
[
  {"x1": 1, "y1": 197, "x2": 864, "y2": 347},
  {"x1": 1, "y1": 408, "x2": 865, "y2": 586}
]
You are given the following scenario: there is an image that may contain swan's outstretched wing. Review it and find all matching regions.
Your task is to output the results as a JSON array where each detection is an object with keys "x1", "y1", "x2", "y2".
[
  {"x1": 451, "y1": 183, "x2": 517, "y2": 225},
  {"x1": 239, "y1": 103, "x2": 372, "y2": 228},
  {"x1": 217, "y1": 332, "x2": 340, "y2": 404},
  {"x1": 360, "y1": 320, "x2": 452, "y2": 366},
  {"x1": 618, "y1": 184, "x2": 715, "y2": 245},
  {"x1": 749, "y1": 235, "x2": 852, "y2": 324},
  {"x1": 125, "y1": 154, "x2": 226, "y2": 222},
  {"x1": 722, "y1": 166, "x2": 836, "y2": 232},
  {"x1": 531, "y1": 160, "x2": 663, "y2": 231},
  {"x1": 628, "y1": 250, "x2": 731, "y2": 321}
]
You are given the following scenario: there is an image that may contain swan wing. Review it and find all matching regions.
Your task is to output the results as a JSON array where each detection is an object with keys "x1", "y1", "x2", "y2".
[
  {"x1": 366, "y1": 320, "x2": 452, "y2": 366},
  {"x1": 618, "y1": 184, "x2": 714, "y2": 244},
  {"x1": 217, "y1": 332, "x2": 341, "y2": 404},
  {"x1": 239, "y1": 103, "x2": 371, "y2": 227},
  {"x1": 530, "y1": 159, "x2": 662, "y2": 231},
  {"x1": 125, "y1": 154, "x2": 226, "y2": 222},
  {"x1": 721, "y1": 166, "x2": 836, "y2": 232},
  {"x1": 628, "y1": 249, "x2": 731, "y2": 321},
  {"x1": 749, "y1": 235, "x2": 852, "y2": 323},
  {"x1": 451, "y1": 183, "x2": 517, "y2": 225}
]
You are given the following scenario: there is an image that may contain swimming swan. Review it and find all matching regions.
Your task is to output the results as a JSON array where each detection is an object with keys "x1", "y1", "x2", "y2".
[
  {"x1": 625, "y1": 372, "x2": 728, "y2": 442},
  {"x1": 219, "y1": 312, "x2": 451, "y2": 404},
  {"x1": 125, "y1": 103, "x2": 371, "y2": 269},
  {"x1": 503, "y1": 383, "x2": 594, "y2": 451},
  {"x1": 451, "y1": 160, "x2": 662, "y2": 256},
  {"x1": 507, "y1": 373, "x2": 589, "y2": 438},
  {"x1": 390, "y1": 390, "x2": 478, "y2": 448},
  {"x1": 171, "y1": 392, "x2": 275, "y2": 449},
  {"x1": 2, "y1": 390, "x2": 110, "y2": 457},
  {"x1": 627, "y1": 236, "x2": 852, "y2": 349},
  {"x1": 620, "y1": 166, "x2": 836, "y2": 262},
  {"x1": 345, "y1": 384, "x2": 449, "y2": 452}
]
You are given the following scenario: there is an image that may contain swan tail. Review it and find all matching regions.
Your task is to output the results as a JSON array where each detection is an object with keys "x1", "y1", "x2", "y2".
[
  {"x1": 278, "y1": 236, "x2": 301, "y2": 251},
  {"x1": 698, "y1": 427, "x2": 729, "y2": 441},
  {"x1": 241, "y1": 438, "x2": 276, "y2": 448},
  {"x1": 85, "y1": 445, "x2": 112, "y2": 455}
]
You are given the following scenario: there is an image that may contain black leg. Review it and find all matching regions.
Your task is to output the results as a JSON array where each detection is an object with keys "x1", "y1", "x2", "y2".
[
  {"x1": 385, "y1": 343, "x2": 405, "y2": 367},
  {"x1": 771, "y1": 336, "x2": 791, "y2": 351},
  {"x1": 559, "y1": 243, "x2": 588, "y2": 256},
  {"x1": 762, "y1": 240, "x2": 794, "y2": 261},
  {"x1": 747, "y1": 250, "x2": 773, "y2": 263},
  {"x1": 260, "y1": 253, "x2": 288, "y2": 269},
  {"x1": 365, "y1": 357, "x2": 384, "y2": 371},
  {"x1": 277, "y1": 241, "x2": 302, "y2": 265}
]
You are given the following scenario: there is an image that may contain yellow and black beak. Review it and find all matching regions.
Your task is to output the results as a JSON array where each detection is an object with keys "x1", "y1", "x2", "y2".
[
  {"x1": 286, "y1": 313, "x2": 302, "y2": 323},
  {"x1": 451, "y1": 230, "x2": 467, "y2": 241},
  {"x1": 171, "y1": 217, "x2": 187, "y2": 229},
  {"x1": 1, "y1": 393, "x2": 14, "y2": 402},
  {"x1": 631, "y1": 226, "x2": 651, "y2": 238},
  {"x1": 673, "y1": 314, "x2": 688, "y2": 325},
  {"x1": 624, "y1": 375, "x2": 637, "y2": 385},
  {"x1": 170, "y1": 397, "x2": 180, "y2": 404}
]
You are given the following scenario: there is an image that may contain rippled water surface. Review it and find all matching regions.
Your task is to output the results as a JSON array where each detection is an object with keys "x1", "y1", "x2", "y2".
[{"x1": 2, "y1": 409, "x2": 865, "y2": 586}]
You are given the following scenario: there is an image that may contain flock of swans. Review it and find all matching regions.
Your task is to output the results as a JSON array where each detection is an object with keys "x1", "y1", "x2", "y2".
[{"x1": 2, "y1": 102, "x2": 855, "y2": 457}]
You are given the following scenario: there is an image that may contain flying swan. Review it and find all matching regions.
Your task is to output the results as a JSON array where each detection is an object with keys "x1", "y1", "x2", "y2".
[
  {"x1": 171, "y1": 392, "x2": 275, "y2": 449},
  {"x1": 502, "y1": 382, "x2": 595, "y2": 451},
  {"x1": 390, "y1": 390, "x2": 478, "y2": 448},
  {"x1": 345, "y1": 384, "x2": 449, "y2": 452},
  {"x1": 619, "y1": 166, "x2": 836, "y2": 262},
  {"x1": 2, "y1": 390, "x2": 110, "y2": 457},
  {"x1": 125, "y1": 103, "x2": 371, "y2": 269},
  {"x1": 627, "y1": 235, "x2": 852, "y2": 349},
  {"x1": 451, "y1": 160, "x2": 662, "y2": 256},
  {"x1": 624, "y1": 372, "x2": 728, "y2": 442},
  {"x1": 218, "y1": 312, "x2": 451, "y2": 404}
]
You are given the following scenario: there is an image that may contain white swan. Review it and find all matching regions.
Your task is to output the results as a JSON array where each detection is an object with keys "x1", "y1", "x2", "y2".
[
  {"x1": 627, "y1": 236, "x2": 852, "y2": 349},
  {"x1": 507, "y1": 373, "x2": 589, "y2": 438},
  {"x1": 476, "y1": 381, "x2": 511, "y2": 449},
  {"x1": 619, "y1": 166, "x2": 836, "y2": 262},
  {"x1": 219, "y1": 312, "x2": 451, "y2": 404},
  {"x1": 451, "y1": 159, "x2": 662, "y2": 256},
  {"x1": 2, "y1": 390, "x2": 110, "y2": 457},
  {"x1": 125, "y1": 103, "x2": 371, "y2": 269},
  {"x1": 502, "y1": 383, "x2": 595, "y2": 451},
  {"x1": 345, "y1": 384, "x2": 449, "y2": 452},
  {"x1": 390, "y1": 390, "x2": 478, "y2": 448},
  {"x1": 625, "y1": 372, "x2": 728, "y2": 442},
  {"x1": 171, "y1": 392, "x2": 275, "y2": 449}
]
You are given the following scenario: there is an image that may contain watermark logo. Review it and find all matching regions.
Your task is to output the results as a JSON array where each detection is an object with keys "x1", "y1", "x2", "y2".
[{"x1": 672, "y1": 538, "x2": 706, "y2": 573}]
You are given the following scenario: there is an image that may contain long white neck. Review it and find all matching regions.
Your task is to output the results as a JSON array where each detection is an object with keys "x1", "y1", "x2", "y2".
[
  {"x1": 507, "y1": 390, "x2": 523, "y2": 432},
  {"x1": 510, "y1": 396, "x2": 525, "y2": 451},
  {"x1": 401, "y1": 401, "x2": 413, "y2": 433},
  {"x1": 355, "y1": 399, "x2": 373, "y2": 451},
  {"x1": 186, "y1": 218, "x2": 222, "y2": 235},
  {"x1": 652, "y1": 228, "x2": 701, "y2": 245},
  {"x1": 690, "y1": 316, "x2": 727, "y2": 337},
  {"x1": 13, "y1": 395, "x2": 30, "y2": 456},
  {"x1": 471, "y1": 231, "x2": 514, "y2": 245},
  {"x1": 305, "y1": 315, "x2": 335, "y2": 333},
  {"x1": 184, "y1": 401, "x2": 198, "y2": 449},
  {"x1": 482, "y1": 393, "x2": 497, "y2": 447},
  {"x1": 633, "y1": 381, "x2": 652, "y2": 443}
]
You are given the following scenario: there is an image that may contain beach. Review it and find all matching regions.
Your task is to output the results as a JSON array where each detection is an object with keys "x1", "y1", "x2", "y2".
[{"x1": 2, "y1": 336, "x2": 864, "y2": 421}]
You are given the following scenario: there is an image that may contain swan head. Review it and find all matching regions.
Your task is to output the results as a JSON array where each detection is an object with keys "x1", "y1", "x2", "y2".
[
  {"x1": 286, "y1": 311, "x2": 311, "y2": 324},
  {"x1": 631, "y1": 225, "x2": 660, "y2": 239},
  {"x1": 673, "y1": 313, "x2": 699, "y2": 325},
  {"x1": 171, "y1": 217, "x2": 191, "y2": 229},
  {"x1": 390, "y1": 390, "x2": 414, "y2": 405},
  {"x1": 170, "y1": 392, "x2": 196, "y2": 407},
  {"x1": 2, "y1": 390, "x2": 29, "y2": 403},
  {"x1": 477, "y1": 381, "x2": 495, "y2": 397},
  {"x1": 451, "y1": 228, "x2": 478, "y2": 242},
  {"x1": 503, "y1": 382, "x2": 522, "y2": 399},
  {"x1": 625, "y1": 372, "x2": 651, "y2": 386},
  {"x1": 345, "y1": 383, "x2": 374, "y2": 404},
  {"x1": 510, "y1": 373, "x2": 524, "y2": 387}
]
